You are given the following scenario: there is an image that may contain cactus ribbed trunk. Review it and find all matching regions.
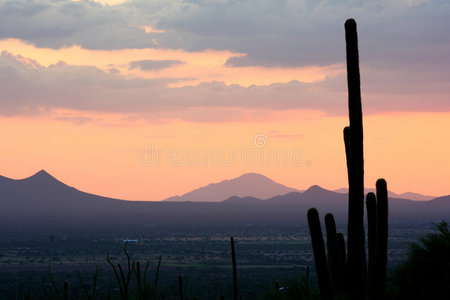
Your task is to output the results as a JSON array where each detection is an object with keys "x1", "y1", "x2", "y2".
[
  {"x1": 343, "y1": 126, "x2": 351, "y2": 181},
  {"x1": 366, "y1": 192, "x2": 377, "y2": 300},
  {"x1": 325, "y1": 213, "x2": 339, "y2": 292},
  {"x1": 336, "y1": 233, "x2": 346, "y2": 267},
  {"x1": 345, "y1": 18, "x2": 366, "y2": 299},
  {"x1": 366, "y1": 192, "x2": 377, "y2": 283}
]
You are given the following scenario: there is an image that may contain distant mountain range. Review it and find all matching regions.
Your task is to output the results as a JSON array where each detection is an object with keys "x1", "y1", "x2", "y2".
[
  {"x1": 333, "y1": 188, "x2": 435, "y2": 201},
  {"x1": 162, "y1": 173, "x2": 298, "y2": 202},
  {"x1": 163, "y1": 172, "x2": 435, "y2": 202},
  {"x1": 0, "y1": 170, "x2": 124, "y2": 216},
  {"x1": 0, "y1": 170, "x2": 448, "y2": 229}
]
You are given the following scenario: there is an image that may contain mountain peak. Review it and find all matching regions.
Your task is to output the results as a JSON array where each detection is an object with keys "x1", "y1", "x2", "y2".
[
  {"x1": 23, "y1": 169, "x2": 67, "y2": 188},
  {"x1": 163, "y1": 173, "x2": 298, "y2": 202},
  {"x1": 305, "y1": 185, "x2": 327, "y2": 193},
  {"x1": 28, "y1": 169, "x2": 57, "y2": 180},
  {"x1": 237, "y1": 173, "x2": 269, "y2": 179},
  {"x1": 226, "y1": 173, "x2": 276, "y2": 184},
  {"x1": 33, "y1": 169, "x2": 52, "y2": 177},
  {"x1": 302, "y1": 185, "x2": 339, "y2": 199}
]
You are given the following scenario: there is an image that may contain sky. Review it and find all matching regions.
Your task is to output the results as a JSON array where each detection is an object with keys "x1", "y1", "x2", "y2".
[{"x1": 0, "y1": 0, "x2": 449, "y2": 201}]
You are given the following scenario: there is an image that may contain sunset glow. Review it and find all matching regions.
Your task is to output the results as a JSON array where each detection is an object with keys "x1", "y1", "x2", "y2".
[{"x1": 1, "y1": 0, "x2": 449, "y2": 201}]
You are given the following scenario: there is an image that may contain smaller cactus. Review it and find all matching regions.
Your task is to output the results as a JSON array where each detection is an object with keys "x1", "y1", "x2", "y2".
[
  {"x1": 375, "y1": 179, "x2": 388, "y2": 296},
  {"x1": 307, "y1": 208, "x2": 333, "y2": 299}
]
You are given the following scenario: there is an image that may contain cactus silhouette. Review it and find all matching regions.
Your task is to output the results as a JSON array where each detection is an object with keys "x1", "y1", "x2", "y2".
[
  {"x1": 374, "y1": 179, "x2": 388, "y2": 298},
  {"x1": 308, "y1": 208, "x2": 333, "y2": 299},
  {"x1": 345, "y1": 19, "x2": 367, "y2": 299},
  {"x1": 325, "y1": 213, "x2": 342, "y2": 294},
  {"x1": 307, "y1": 19, "x2": 389, "y2": 300}
]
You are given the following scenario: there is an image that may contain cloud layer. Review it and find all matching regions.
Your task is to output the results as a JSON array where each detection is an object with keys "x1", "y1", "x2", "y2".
[
  {"x1": 1, "y1": 50, "x2": 449, "y2": 122},
  {"x1": 1, "y1": 1, "x2": 449, "y2": 121},
  {"x1": 2, "y1": 0, "x2": 449, "y2": 68}
]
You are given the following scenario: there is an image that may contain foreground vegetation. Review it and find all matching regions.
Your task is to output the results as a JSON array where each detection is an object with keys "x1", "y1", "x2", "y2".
[
  {"x1": 0, "y1": 223, "x2": 443, "y2": 299},
  {"x1": 387, "y1": 221, "x2": 450, "y2": 300}
]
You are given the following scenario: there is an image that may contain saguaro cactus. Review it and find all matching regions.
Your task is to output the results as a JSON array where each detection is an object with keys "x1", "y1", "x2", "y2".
[
  {"x1": 307, "y1": 19, "x2": 389, "y2": 300},
  {"x1": 345, "y1": 19, "x2": 367, "y2": 299}
]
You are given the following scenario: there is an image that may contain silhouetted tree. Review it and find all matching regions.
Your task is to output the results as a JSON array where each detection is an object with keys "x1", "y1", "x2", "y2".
[{"x1": 388, "y1": 221, "x2": 450, "y2": 300}]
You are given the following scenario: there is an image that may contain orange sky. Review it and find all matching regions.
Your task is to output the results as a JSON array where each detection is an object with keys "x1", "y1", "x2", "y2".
[
  {"x1": 1, "y1": 110, "x2": 448, "y2": 200},
  {"x1": 1, "y1": 1, "x2": 449, "y2": 200}
]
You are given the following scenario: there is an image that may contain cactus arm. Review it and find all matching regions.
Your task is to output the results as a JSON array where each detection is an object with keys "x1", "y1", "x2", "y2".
[
  {"x1": 308, "y1": 208, "x2": 333, "y2": 300},
  {"x1": 375, "y1": 179, "x2": 388, "y2": 296}
]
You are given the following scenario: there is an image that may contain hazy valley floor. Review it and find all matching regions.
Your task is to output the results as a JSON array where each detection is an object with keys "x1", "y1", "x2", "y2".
[{"x1": 0, "y1": 223, "x2": 434, "y2": 299}]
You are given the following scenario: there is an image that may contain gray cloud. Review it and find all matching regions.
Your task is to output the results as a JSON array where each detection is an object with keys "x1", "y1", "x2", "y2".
[
  {"x1": 1, "y1": 51, "x2": 450, "y2": 122},
  {"x1": 0, "y1": 51, "x2": 340, "y2": 118},
  {"x1": 129, "y1": 59, "x2": 185, "y2": 71},
  {"x1": 134, "y1": 0, "x2": 450, "y2": 69},
  {"x1": 0, "y1": 0, "x2": 155, "y2": 49}
]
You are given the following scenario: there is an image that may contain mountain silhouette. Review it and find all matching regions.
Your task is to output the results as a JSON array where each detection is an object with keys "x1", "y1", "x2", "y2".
[
  {"x1": 223, "y1": 186, "x2": 450, "y2": 222},
  {"x1": 226, "y1": 185, "x2": 347, "y2": 210},
  {"x1": 0, "y1": 170, "x2": 124, "y2": 218},
  {"x1": 162, "y1": 173, "x2": 298, "y2": 202},
  {"x1": 333, "y1": 187, "x2": 435, "y2": 201},
  {"x1": 0, "y1": 170, "x2": 448, "y2": 228},
  {"x1": 223, "y1": 196, "x2": 263, "y2": 204}
]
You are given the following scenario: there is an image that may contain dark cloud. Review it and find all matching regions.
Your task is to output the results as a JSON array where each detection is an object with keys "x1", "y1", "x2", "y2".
[
  {"x1": 129, "y1": 59, "x2": 185, "y2": 71},
  {"x1": 2, "y1": 0, "x2": 449, "y2": 72},
  {"x1": 138, "y1": 0, "x2": 450, "y2": 69},
  {"x1": 0, "y1": 0, "x2": 155, "y2": 49}
]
